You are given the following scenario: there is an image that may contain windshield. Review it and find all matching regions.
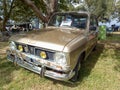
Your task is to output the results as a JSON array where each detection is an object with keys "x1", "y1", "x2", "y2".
[{"x1": 48, "y1": 13, "x2": 88, "y2": 29}]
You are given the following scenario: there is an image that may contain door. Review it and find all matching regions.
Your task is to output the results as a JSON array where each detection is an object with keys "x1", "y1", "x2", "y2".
[{"x1": 86, "y1": 16, "x2": 98, "y2": 55}]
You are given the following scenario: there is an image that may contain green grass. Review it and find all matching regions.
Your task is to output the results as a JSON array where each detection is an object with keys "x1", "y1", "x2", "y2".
[{"x1": 0, "y1": 34, "x2": 120, "y2": 90}]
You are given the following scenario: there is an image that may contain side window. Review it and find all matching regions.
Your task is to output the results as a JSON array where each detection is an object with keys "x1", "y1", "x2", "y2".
[
  {"x1": 90, "y1": 16, "x2": 97, "y2": 30},
  {"x1": 90, "y1": 17, "x2": 97, "y2": 26}
]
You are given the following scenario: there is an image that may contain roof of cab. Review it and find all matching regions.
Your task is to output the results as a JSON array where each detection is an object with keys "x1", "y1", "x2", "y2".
[{"x1": 54, "y1": 11, "x2": 90, "y2": 16}]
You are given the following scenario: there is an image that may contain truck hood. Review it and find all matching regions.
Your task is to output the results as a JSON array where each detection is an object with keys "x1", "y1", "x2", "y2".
[{"x1": 10, "y1": 27, "x2": 84, "y2": 51}]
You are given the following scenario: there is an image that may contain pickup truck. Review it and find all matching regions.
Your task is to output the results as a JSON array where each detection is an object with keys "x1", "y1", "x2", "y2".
[{"x1": 6, "y1": 11, "x2": 98, "y2": 82}]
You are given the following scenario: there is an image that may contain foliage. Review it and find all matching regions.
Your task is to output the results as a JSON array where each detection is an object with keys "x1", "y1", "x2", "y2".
[
  {"x1": 115, "y1": 0, "x2": 120, "y2": 20},
  {"x1": 0, "y1": 0, "x2": 15, "y2": 31},
  {"x1": 11, "y1": 0, "x2": 35, "y2": 22},
  {"x1": 74, "y1": 0, "x2": 115, "y2": 20},
  {"x1": 21, "y1": 0, "x2": 117, "y2": 22},
  {"x1": 0, "y1": 0, "x2": 119, "y2": 31},
  {"x1": 20, "y1": 0, "x2": 76, "y2": 23}
]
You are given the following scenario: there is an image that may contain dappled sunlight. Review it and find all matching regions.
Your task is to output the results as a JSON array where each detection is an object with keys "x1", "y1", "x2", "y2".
[
  {"x1": 0, "y1": 42, "x2": 8, "y2": 57},
  {"x1": 0, "y1": 57, "x2": 20, "y2": 89},
  {"x1": 114, "y1": 50, "x2": 120, "y2": 72},
  {"x1": 104, "y1": 33, "x2": 120, "y2": 72},
  {"x1": 0, "y1": 42, "x2": 20, "y2": 89},
  {"x1": 0, "y1": 46, "x2": 8, "y2": 57},
  {"x1": 78, "y1": 43, "x2": 105, "y2": 83}
]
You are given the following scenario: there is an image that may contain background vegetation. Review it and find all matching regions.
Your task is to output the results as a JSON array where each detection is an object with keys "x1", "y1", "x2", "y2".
[{"x1": 0, "y1": 0, "x2": 120, "y2": 32}]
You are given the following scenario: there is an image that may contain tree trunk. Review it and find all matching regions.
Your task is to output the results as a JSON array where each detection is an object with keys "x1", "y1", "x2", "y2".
[
  {"x1": 2, "y1": 17, "x2": 7, "y2": 31},
  {"x1": 45, "y1": 0, "x2": 58, "y2": 20},
  {"x1": 3, "y1": 0, "x2": 15, "y2": 32},
  {"x1": 0, "y1": 0, "x2": 15, "y2": 41},
  {"x1": 0, "y1": 17, "x2": 10, "y2": 41},
  {"x1": 21, "y1": 0, "x2": 59, "y2": 24}
]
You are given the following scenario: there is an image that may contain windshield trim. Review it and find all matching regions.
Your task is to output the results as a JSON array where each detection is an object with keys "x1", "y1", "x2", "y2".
[{"x1": 48, "y1": 12, "x2": 88, "y2": 30}]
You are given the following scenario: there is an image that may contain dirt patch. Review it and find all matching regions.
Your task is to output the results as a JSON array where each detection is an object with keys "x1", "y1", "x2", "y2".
[
  {"x1": 0, "y1": 46, "x2": 8, "y2": 53},
  {"x1": 0, "y1": 42, "x2": 8, "y2": 57},
  {"x1": 112, "y1": 32, "x2": 120, "y2": 34}
]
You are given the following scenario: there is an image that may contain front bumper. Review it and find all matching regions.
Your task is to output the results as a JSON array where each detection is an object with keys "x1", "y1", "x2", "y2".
[{"x1": 6, "y1": 49, "x2": 74, "y2": 81}]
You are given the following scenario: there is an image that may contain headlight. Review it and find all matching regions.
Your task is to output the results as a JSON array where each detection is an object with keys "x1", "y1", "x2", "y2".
[
  {"x1": 54, "y1": 52, "x2": 67, "y2": 66},
  {"x1": 9, "y1": 41, "x2": 16, "y2": 50}
]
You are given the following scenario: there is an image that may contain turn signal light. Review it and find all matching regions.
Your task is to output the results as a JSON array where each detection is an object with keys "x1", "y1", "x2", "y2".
[
  {"x1": 18, "y1": 45, "x2": 23, "y2": 52},
  {"x1": 40, "y1": 51, "x2": 47, "y2": 59}
]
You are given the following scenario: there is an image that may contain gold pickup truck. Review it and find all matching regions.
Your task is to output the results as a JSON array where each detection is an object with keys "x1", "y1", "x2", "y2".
[{"x1": 6, "y1": 11, "x2": 98, "y2": 82}]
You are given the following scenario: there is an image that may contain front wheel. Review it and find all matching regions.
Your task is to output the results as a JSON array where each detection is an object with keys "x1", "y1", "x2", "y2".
[{"x1": 70, "y1": 55, "x2": 82, "y2": 82}]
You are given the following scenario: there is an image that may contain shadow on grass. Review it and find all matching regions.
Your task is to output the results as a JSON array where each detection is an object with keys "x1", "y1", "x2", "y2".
[
  {"x1": 46, "y1": 43, "x2": 105, "y2": 87},
  {"x1": 78, "y1": 43, "x2": 104, "y2": 83},
  {"x1": 106, "y1": 33, "x2": 120, "y2": 42},
  {"x1": 0, "y1": 57, "x2": 20, "y2": 89},
  {"x1": 111, "y1": 34, "x2": 120, "y2": 72},
  {"x1": 105, "y1": 33, "x2": 120, "y2": 72},
  {"x1": 114, "y1": 48, "x2": 120, "y2": 72}
]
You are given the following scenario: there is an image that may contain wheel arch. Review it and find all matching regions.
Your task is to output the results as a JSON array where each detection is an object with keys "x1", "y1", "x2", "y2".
[{"x1": 73, "y1": 50, "x2": 86, "y2": 70}]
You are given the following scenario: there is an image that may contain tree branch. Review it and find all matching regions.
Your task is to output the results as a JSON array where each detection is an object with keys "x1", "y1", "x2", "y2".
[{"x1": 20, "y1": 0, "x2": 48, "y2": 23}]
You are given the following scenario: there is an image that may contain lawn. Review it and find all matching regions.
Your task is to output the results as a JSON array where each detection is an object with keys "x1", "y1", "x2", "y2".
[{"x1": 0, "y1": 33, "x2": 120, "y2": 90}]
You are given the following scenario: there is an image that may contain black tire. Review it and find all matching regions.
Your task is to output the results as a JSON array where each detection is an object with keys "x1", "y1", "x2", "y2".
[{"x1": 70, "y1": 55, "x2": 82, "y2": 82}]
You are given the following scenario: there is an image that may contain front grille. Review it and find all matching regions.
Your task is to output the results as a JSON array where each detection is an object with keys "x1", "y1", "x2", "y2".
[
  {"x1": 35, "y1": 48, "x2": 54, "y2": 61},
  {"x1": 28, "y1": 45, "x2": 35, "y2": 54},
  {"x1": 16, "y1": 44, "x2": 27, "y2": 52},
  {"x1": 16, "y1": 42, "x2": 54, "y2": 61}
]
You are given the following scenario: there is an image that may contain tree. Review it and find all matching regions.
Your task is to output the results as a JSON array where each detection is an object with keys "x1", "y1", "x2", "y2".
[
  {"x1": 2, "y1": 0, "x2": 15, "y2": 31},
  {"x1": 20, "y1": 0, "x2": 74, "y2": 23},
  {"x1": 74, "y1": 0, "x2": 115, "y2": 20},
  {"x1": 0, "y1": 17, "x2": 3, "y2": 32},
  {"x1": 114, "y1": 0, "x2": 120, "y2": 20},
  {"x1": 20, "y1": 0, "x2": 51, "y2": 23},
  {"x1": 11, "y1": 0, "x2": 35, "y2": 22},
  {"x1": 0, "y1": 0, "x2": 15, "y2": 41}
]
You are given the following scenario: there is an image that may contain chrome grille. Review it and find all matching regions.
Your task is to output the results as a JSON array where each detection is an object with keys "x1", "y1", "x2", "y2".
[
  {"x1": 16, "y1": 42, "x2": 54, "y2": 61},
  {"x1": 28, "y1": 45, "x2": 35, "y2": 55},
  {"x1": 35, "y1": 48, "x2": 54, "y2": 61}
]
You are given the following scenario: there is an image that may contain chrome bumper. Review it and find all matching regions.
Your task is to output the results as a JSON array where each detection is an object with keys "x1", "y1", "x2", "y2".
[{"x1": 6, "y1": 49, "x2": 74, "y2": 81}]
